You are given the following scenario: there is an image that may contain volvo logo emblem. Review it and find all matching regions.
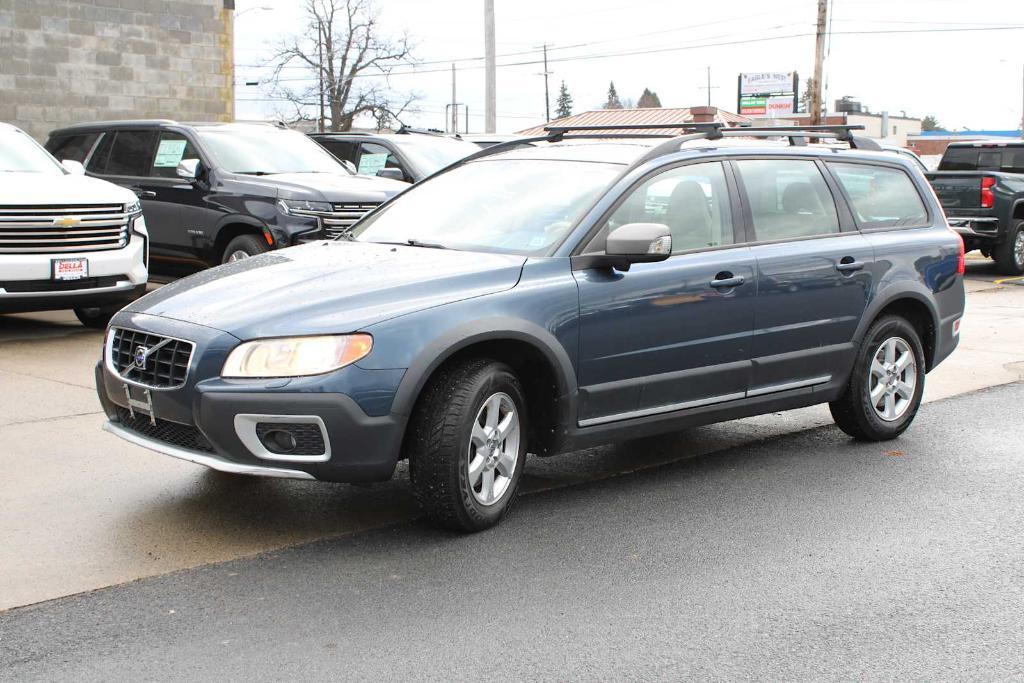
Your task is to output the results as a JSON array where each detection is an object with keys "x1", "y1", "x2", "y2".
[{"x1": 133, "y1": 346, "x2": 150, "y2": 369}]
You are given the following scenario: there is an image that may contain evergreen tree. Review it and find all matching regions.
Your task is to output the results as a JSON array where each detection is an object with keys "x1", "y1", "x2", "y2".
[
  {"x1": 921, "y1": 115, "x2": 943, "y2": 131},
  {"x1": 637, "y1": 88, "x2": 662, "y2": 108},
  {"x1": 555, "y1": 81, "x2": 573, "y2": 119},
  {"x1": 604, "y1": 81, "x2": 623, "y2": 109}
]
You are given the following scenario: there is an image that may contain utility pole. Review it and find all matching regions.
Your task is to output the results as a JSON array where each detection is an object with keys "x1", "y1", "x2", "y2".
[
  {"x1": 698, "y1": 66, "x2": 718, "y2": 107},
  {"x1": 451, "y1": 63, "x2": 458, "y2": 134},
  {"x1": 543, "y1": 44, "x2": 551, "y2": 122},
  {"x1": 484, "y1": 0, "x2": 496, "y2": 133},
  {"x1": 317, "y1": 19, "x2": 325, "y2": 132},
  {"x1": 810, "y1": 0, "x2": 828, "y2": 125}
]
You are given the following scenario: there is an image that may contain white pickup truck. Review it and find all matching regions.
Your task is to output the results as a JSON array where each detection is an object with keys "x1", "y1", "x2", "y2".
[{"x1": 0, "y1": 122, "x2": 148, "y2": 327}]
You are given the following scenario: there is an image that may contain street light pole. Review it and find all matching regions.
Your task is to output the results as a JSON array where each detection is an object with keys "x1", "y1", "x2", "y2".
[
  {"x1": 484, "y1": 0, "x2": 496, "y2": 134},
  {"x1": 318, "y1": 20, "x2": 325, "y2": 133},
  {"x1": 810, "y1": 0, "x2": 828, "y2": 125}
]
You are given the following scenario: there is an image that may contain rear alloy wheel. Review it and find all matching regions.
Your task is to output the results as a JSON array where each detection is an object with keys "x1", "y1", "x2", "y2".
[
  {"x1": 222, "y1": 234, "x2": 269, "y2": 264},
  {"x1": 992, "y1": 220, "x2": 1024, "y2": 276},
  {"x1": 408, "y1": 358, "x2": 528, "y2": 532},
  {"x1": 829, "y1": 315, "x2": 926, "y2": 441}
]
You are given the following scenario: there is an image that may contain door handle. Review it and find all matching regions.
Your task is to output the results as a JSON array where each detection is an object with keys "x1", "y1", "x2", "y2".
[
  {"x1": 835, "y1": 257, "x2": 865, "y2": 273},
  {"x1": 132, "y1": 188, "x2": 156, "y2": 199},
  {"x1": 709, "y1": 274, "x2": 745, "y2": 288}
]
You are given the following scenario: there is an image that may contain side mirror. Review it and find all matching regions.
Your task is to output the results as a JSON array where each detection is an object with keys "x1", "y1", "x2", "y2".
[
  {"x1": 176, "y1": 158, "x2": 200, "y2": 181},
  {"x1": 376, "y1": 167, "x2": 406, "y2": 182},
  {"x1": 574, "y1": 223, "x2": 672, "y2": 272},
  {"x1": 607, "y1": 222, "x2": 672, "y2": 260},
  {"x1": 61, "y1": 159, "x2": 86, "y2": 175}
]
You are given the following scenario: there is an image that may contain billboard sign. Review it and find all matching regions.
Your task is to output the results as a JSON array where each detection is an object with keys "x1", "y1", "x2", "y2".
[
  {"x1": 738, "y1": 72, "x2": 798, "y2": 117},
  {"x1": 739, "y1": 72, "x2": 796, "y2": 96}
]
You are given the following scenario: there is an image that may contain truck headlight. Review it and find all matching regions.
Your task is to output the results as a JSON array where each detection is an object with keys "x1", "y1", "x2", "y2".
[
  {"x1": 221, "y1": 334, "x2": 372, "y2": 378},
  {"x1": 125, "y1": 199, "x2": 142, "y2": 215},
  {"x1": 277, "y1": 199, "x2": 332, "y2": 215}
]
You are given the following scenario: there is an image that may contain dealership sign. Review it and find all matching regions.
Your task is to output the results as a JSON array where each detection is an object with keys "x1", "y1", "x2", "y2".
[{"x1": 737, "y1": 72, "x2": 798, "y2": 117}]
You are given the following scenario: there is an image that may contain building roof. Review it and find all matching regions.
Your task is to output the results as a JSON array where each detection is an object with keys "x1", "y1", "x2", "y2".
[
  {"x1": 516, "y1": 107, "x2": 752, "y2": 137},
  {"x1": 911, "y1": 129, "x2": 1023, "y2": 139}
]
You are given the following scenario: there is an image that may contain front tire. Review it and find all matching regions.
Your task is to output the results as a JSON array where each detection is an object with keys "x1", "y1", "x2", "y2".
[
  {"x1": 73, "y1": 305, "x2": 119, "y2": 329},
  {"x1": 829, "y1": 315, "x2": 926, "y2": 441},
  {"x1": 407, "y1": 359, "x2": 528, "y2": 532},
  {"x1": 992, "y1": 220, "x2": 1024, "y2": 276},
  {"x1": 222, "y1": 234, "x2": 269, "y2": 263}
]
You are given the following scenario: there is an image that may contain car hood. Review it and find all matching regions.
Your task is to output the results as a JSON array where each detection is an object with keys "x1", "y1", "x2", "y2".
[
  {"x1": 266, "y1": 172, "x2": 409, "y2": 201},
  {"x1": 126, "y1": 241, "x2": 526, "y2": 339},
  {"x1": 1, "y1": 172, "x2": 135, "y2": 205}
]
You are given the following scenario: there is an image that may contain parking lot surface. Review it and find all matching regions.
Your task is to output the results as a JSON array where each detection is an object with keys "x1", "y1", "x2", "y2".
[
  {"x1": 0, "y1": 260, "x2": 1022, "y2": 613},
  {"x1": 2, "y1": 381, "x2": 1023, "y2": 680}
]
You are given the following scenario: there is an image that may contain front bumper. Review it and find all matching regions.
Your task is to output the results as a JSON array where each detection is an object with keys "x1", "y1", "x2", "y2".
[
  {"x1": 0, "y1": 232, "x2": 148, "y2": 313},
  {"x1": 96, "y1": 313, "x2": 407, "y2": 483}
]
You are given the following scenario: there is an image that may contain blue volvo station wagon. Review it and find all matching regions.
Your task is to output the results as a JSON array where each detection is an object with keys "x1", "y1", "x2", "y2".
[{"x1": 96, "y1": 124, "x2": 966, "y2": 531}]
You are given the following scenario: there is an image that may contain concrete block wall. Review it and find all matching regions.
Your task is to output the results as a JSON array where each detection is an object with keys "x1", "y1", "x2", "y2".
[{"x1": 0, "y1": 0, "x2": 233, "y2": 141}]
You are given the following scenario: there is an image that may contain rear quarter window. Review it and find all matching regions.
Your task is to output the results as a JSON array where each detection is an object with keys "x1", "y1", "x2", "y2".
[{"x1": 829, "y1": 162, "x2": 928, "y2": 229}]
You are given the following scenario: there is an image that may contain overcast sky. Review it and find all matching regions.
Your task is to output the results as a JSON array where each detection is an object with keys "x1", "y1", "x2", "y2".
[{"x1": 234, "y1": 0, "x2": 1024, "y2": 134}]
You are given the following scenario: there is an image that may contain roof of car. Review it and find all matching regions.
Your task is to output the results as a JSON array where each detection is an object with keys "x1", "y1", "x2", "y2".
[{"x1": 47, "y1": 120, "x2": 285, "y2": 136}]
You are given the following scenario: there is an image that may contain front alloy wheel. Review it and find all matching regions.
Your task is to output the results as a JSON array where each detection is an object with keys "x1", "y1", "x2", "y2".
[
  {"x1": 468, "y1": 392, "x2": 521, "y2": 506},
  {"x1": 408, "y1": 358, "x2": 528, "y2": 532}
]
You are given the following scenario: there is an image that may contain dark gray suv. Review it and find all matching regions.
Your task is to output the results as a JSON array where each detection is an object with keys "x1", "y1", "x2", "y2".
[{"x1": 95, "y1": 124, "x2": 965, "y2": 532}]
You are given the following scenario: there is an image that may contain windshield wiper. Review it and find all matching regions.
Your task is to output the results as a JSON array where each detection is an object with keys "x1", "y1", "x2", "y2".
[
  {"x1": 371, "y1": 239, "x2": 450, "y2": 250},
  {"x1": 236, "y1": 171, "x2": 275, "y2": 176}
]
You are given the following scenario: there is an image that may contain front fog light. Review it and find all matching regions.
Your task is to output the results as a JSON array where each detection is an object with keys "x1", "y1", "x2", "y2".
[{"x1": 222, "y1": 334, "x2": 372, "y2": 378}]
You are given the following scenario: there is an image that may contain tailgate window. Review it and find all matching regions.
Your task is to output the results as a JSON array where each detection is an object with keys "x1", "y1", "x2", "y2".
[{"x1": 829, "y1": 163, "x2": 928, "y2": 229}]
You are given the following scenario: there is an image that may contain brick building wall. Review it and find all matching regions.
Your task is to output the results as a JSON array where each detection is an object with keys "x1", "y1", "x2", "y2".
[{"x1": 0, "y1": 0, "x2": 233, "y2": 141}]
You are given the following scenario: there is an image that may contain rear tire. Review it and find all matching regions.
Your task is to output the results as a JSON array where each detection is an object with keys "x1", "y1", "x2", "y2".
[
  {"x1": 73, "y1": 305, "x2": 118, "y2": 329},
  {"x1": 222, "y1": 234, "x2": 269, "y2": 263},
  {"x1": 992, "y1": 220, "x2": 1024, "y2": 276},
  {"x1": 829, "y1": 315, "x2": 926, "y2": 441},
  {"x1": 407, "y1": 358, "x2": 528, "y2": 532}
]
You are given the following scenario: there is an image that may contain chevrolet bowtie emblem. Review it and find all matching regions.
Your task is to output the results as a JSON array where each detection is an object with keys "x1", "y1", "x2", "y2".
[{"x1": 53, "y1": 216, "x2": 81, "y2": 227}]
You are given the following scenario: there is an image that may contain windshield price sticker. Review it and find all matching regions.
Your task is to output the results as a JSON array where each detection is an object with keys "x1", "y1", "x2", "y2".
[
  {"x1": 153, "y1": 139, "x2": 188, "y2": 168},
  {"x1": 358, "y1": 153, "x2": 389, "y2": 176}
]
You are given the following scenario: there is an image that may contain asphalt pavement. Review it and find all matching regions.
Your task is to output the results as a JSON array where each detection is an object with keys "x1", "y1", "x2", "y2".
[{"x1": 2, "y1": 382, "x2": 1022, "y2": 680}]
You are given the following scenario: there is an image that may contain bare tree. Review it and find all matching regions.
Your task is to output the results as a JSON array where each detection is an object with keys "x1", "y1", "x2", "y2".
[{"x1": 265, "y1": 0, "x2": 419, "y2": 131}]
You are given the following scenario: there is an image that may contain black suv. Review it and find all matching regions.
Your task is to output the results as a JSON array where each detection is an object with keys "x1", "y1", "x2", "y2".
[
  {"x1": 46, "y1": 121, "x2": 408, "y2": 276},
  {"x1": 309, "y1": 129, "x2": 480, "y2": 183}
]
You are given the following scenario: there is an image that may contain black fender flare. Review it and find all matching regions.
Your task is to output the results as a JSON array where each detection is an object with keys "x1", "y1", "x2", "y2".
[
  {"x1": 389, "y1": 316, "x2": 578, "y2": 423},
  {"x1": 853, "y1": 282, "x2": 941, "y2": 367}
]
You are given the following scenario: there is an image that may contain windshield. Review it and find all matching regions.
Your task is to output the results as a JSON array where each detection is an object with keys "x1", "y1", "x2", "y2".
[
  {"x1": 352, "y1": 159, "x2": 620, "y2": 255},
  {"x1": 399, "y1": 136, "x2": 481, "y2": 175},
  {"x1": 196, "y1": 126, "x2": 349, "y2": 175},
  {"x1": 0, "y1": 128, "x2": 64, "y2": 174}
]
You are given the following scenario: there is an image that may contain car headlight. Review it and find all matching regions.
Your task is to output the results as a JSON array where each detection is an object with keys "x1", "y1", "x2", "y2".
[
  {"x1": 277, "y1": 199, "x2": 332, "y2": 215},
  {"x1": 125, "y1": 199, "x2": 142, "y2": 215},
  {"x1": 221, "y1": 334, "x2": 372, "y2": 378}
]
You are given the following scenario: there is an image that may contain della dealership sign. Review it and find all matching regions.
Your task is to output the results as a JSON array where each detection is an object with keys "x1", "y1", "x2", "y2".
[{"x1": 737, "y1": 72, "x2": 799, "y2": 117}]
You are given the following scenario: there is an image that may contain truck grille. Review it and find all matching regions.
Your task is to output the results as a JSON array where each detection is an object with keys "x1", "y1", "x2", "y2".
[
  {"x1": 0, "y1": 204, "x2": 133, "y2": 254},
  {"x1": 114, "y1": 406, "x2": 215, "y2": 454},
  {"x1": 108, "y1": 327, "x2": 194, "y2": 389},
  {"x1": 322, "y1": 202, "x2": 380, "y2": 237}
]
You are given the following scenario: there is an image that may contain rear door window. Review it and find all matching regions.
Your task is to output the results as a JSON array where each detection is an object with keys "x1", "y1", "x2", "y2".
[
  {"x1": 47, "y1": 133, "x2": 100, "y2": 163},
  {"x1": 829, "y1": 163, "x2": 928, "y2": 228},
  {"x1": 734, "y1": 159, "x2": 840, "y2": 241},
  {"x1": 101, "y1": 130, "x2": 157, "y2": 177}
]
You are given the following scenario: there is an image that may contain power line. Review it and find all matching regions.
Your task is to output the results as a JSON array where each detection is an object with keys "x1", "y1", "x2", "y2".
[{"x1": 241, "y1": 24, "x2": 1024, "y2": 85}]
